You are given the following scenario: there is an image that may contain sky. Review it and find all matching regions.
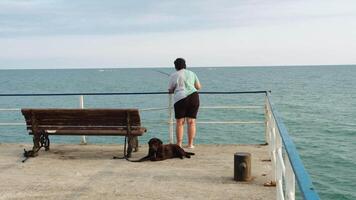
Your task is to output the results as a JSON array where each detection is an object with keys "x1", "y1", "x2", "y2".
[{"x1": 0, "y1": 0, "x2": 356, "y2": 69}]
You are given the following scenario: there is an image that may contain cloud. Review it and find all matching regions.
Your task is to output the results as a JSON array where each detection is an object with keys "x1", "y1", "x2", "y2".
[
  {"x1": 1, "y1": 0, "x2": 355, "y2": 37},
  {"x1": 1, "y1": 21, "x2": 355, "y2": 69},
  {"x1": 0, "y1": 0, "x2": 355, "y2": 68}
]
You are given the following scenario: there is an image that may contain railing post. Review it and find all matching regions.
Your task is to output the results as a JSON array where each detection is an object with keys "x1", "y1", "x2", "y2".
[
  {"x1": 168, "y1": 93, "x2": 174, "y2": 144},
  {"x1": 264, "y1": 95, "x2": 269, "y2": 144},
  {"x1": 266, "y1": 97, "x2": 277, "y2": 185},
  {"x1": 271, "y1": 121, "x2": 277, "y2": 183},
  {"x1": 285, "y1": 155, "x2": 296, "y2": 200},
  {"x1": 276, "y1": 131, "x2": 284, "y2": 200},
  {"x1": 79, "y1": 95, "x2": 87, "y2": 144}
]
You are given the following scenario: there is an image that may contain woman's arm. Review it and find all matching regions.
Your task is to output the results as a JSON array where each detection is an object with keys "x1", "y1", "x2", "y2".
[
  {"x1": 195, "y1": 81, "x2": 201, "y2": 90},
  {"x1": 168, "y1": 76, "x2": 175, "y2": 93}
]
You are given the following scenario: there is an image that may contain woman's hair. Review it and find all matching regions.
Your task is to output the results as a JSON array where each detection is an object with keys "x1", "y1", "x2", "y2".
[{"x1": 174, "y1": 58, "x2": 186, "y2": 70}]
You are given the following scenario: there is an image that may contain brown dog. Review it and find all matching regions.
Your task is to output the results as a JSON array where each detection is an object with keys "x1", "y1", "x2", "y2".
[{"x1": 135, "y1": 137, "x2": 195, "y2": 162}]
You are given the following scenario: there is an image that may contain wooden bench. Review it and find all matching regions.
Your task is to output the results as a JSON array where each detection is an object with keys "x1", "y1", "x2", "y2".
[{"x1": 21, "y1": 108, "x2": 147, "y2": 158}]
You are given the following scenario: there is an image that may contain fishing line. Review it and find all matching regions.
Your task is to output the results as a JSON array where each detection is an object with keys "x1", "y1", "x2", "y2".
[{"x1": 152, "y1": 69, "x2": 170, "y2": 77}]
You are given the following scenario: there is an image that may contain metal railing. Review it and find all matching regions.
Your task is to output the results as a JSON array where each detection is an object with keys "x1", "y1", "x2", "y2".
[
  {"x1": 265, "y1": 92, "x2": 320, "y2": 200},
  {"x1": 0, "y1": 91, "x2": 320, "y2": 200}
]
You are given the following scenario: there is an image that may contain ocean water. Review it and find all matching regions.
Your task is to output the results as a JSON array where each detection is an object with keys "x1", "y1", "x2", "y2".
[{"x1": 0, "y1": 65, "x2": 355, "y2": 199}]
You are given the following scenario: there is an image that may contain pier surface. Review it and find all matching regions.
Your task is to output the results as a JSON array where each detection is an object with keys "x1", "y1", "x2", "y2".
[{"x1": 0, "y1": 143, "x2": 275, "y2": 200}]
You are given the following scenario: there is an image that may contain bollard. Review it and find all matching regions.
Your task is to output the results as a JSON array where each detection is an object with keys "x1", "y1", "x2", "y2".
[{"x1": 234, "y1": 152, "x2": 251, "y2": 181}]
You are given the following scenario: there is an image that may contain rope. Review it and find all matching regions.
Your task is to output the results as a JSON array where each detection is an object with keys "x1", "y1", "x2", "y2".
[
  {"x1": 197, "y1": 121, "x2": 264, "y2": 124},
  {"x1": 0, "y1": 108, "x2": 20, "y2": 111},
  {"x1": 200, "y1": 106, "x2": 263, "y2": 109},
  {"x1": 112, "y1": 135, "x2": 128, "y2": 160},
  {"x1": 0, "y1": 123, "x2": 26, "y2": 126},
  {"x1": 112, "y1": 111, "x2": 140, "y2": 162},
  {"x1": 139, "y1": 107, "x2": 168, "y2": 111}
]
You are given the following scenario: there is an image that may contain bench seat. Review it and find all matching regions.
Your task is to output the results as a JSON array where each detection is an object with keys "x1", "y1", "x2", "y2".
[{"x1": 21, "y1": 108, "x2": 147, "y2": 158}]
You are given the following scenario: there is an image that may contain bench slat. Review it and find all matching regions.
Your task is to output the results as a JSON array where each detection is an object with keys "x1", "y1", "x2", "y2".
[
  {"x1": 28, "y1": 128, "x2": 147, "y2": 136},
  {"x1": 22, "y1": 109, "x2": 141, "y2": 125},
  {"x1": 23, "y1": 119, "x2": 141, "y2": 126}
]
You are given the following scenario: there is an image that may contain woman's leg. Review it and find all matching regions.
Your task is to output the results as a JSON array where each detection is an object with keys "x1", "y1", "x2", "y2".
[
  {"x1": 187, "y1": 118, "x2": 196, "y2": 147},
  {"x1": 176, "y1": 118, "x2": 185, "y2": 147}
]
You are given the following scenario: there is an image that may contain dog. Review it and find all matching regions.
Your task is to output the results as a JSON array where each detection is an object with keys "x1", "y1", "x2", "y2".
[{"x1": 134, "y1": 137, "x2": 195, "y2": 162}]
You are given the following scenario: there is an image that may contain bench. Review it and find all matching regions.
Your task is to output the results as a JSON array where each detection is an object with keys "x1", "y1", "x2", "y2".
[{"x1": 21, "y1": 108, "x2": 147, "y2": 158}]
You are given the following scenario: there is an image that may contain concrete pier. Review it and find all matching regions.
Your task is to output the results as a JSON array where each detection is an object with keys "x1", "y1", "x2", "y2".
[{"x1": 0, "y1": 143, "x2": 275, "y2": 200}]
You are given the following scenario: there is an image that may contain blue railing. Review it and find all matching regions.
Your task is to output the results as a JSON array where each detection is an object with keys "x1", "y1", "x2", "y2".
[{"x1": 266, "y1": 92, "x2": 320, "y2": 200}]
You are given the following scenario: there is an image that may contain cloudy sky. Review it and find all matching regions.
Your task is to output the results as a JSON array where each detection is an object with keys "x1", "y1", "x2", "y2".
[{"x1": 0, "y1": 0, "x2": 355, "y2": 69}]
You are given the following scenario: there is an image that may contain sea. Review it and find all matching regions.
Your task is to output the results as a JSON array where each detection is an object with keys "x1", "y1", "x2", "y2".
[{"x1": 0, "y1": 65, "x2": 355, "y2": 200}]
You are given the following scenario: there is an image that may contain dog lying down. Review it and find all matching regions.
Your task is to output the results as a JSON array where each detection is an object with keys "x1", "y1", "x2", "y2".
[{"x1": 134, "y1": 138, "x2": 195, "y2": 162}]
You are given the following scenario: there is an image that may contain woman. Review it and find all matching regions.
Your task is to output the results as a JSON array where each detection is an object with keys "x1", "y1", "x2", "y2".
[{"x1": 168, "y1": 58, "x2": 201, "y2": 148}]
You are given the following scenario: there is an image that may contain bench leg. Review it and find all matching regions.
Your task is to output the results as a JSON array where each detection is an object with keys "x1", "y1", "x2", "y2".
[
  {"x1": 127, "y1": 136, "x2": 133, "y2": 158},
  {"x1": 133, "y1": 136, "x2": 139, "y2": 152},
  {"x1": 31, "y1": 134, "x2": 41, "y2": 157},
  {"x1": 127, "y1": 136, "x2": 139, "y2": 158},
  {"x1": 30, "y1": 131, "x2": 50, "y2": 155},
  {"x1": 40, "y1": 133, "x2": 50, "y2": 151}
]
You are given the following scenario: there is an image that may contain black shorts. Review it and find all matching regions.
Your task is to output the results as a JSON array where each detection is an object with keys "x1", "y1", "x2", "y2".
[{"x1": 174, "y1": 92, "x2": 200, "y2": 119}]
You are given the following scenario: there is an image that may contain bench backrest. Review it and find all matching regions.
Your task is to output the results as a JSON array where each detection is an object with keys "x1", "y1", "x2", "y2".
[{"x1": 22, "y1": 108, "x2": 142, "y2": 131}]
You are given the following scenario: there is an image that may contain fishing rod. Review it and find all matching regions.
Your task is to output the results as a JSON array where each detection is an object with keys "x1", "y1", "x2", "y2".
[{"x1": 152, "y1": 69, "x2": 170, "y2": 76}]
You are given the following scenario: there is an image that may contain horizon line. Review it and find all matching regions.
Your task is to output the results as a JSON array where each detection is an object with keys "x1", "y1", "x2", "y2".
[{"x1": 0, "y1": 64, "x2": 355, "y2": 70}]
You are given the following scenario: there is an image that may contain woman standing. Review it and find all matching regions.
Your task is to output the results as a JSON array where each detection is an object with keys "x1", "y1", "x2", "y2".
[{"x1": 168, "y1": 58, "x2": 201, "y2": 148}]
